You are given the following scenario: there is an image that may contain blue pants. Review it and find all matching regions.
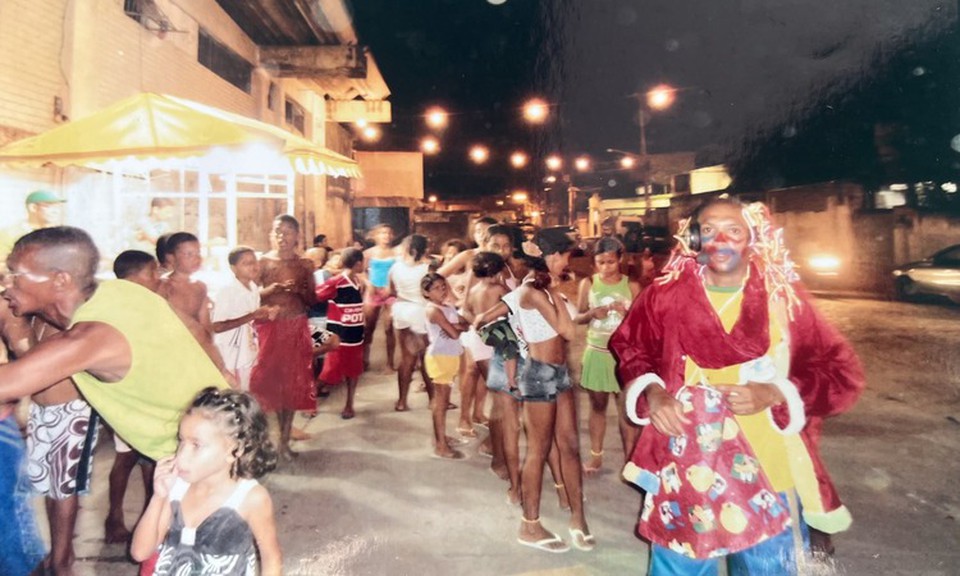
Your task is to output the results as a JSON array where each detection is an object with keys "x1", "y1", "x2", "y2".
[
  {"x1": 0, "y1": 415, "x2": 46, "y2": 576},
  {"x1": 650, "y1": 494, "x2": 810, "y2": 576}
]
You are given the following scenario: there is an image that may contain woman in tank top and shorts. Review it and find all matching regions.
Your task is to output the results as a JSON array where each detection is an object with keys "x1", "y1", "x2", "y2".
[
  {"x1": 513, "y1": 228, "x2": 595, "y2": 554},
  {"x1": 389, "y1": 234, "x2": 433, "y2": 412}
]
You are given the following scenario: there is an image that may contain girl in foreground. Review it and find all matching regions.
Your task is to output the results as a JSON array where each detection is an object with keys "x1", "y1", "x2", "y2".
[{"x1": 132, "y1": 388, "x2": 281, "y2": 576}]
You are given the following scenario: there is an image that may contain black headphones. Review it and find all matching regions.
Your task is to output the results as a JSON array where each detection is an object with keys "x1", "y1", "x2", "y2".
[
  {"x1": 681, "y1": 197, "x2": 750, "y2": 253},
  {"x1": 681, "y1": 203, "x2": 706, "y2": 252}
]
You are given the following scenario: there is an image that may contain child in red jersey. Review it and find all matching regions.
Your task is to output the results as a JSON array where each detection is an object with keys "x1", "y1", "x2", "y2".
[{"x1": 315, "y1": 248, "x2": 366, "y2": 419}]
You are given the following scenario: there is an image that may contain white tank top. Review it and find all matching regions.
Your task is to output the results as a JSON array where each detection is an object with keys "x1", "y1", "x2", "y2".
[{"x1": 390, "y1": 260, "x2": 429, "y2": 303}]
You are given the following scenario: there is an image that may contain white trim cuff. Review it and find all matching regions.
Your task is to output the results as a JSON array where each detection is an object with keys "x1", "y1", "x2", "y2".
[
  {"x1": 766, "y1": 377, "x2": 806, "y2": 435},
  {"x1": 624, "y1": 373, "x2": 666, "y2": 426}
]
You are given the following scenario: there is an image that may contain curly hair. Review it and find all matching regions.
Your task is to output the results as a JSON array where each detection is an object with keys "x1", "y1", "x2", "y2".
[{"x1": 185, "y1": 387, "x2": 277, "y2": 479}]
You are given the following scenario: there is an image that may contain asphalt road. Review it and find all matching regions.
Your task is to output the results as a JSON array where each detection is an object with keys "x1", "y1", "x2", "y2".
[{"x1": 56, "y1": 296, "x2": 960, "y2": 575}]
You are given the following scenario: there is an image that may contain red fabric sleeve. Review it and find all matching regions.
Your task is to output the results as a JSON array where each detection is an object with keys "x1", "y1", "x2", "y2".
[
  {"x1": 609, "y1": 286, "x2": 663, "y2": 388},
  {"x1": 609, "y1": 286, "x2": 665, "y2": 420},
  {"x1": 782, "y1": 286, "x2": 865, "y2": 419}
]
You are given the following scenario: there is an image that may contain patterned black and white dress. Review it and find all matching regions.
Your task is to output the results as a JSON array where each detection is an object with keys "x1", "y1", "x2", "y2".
[{"x1": 152, "y1": 477, "x2": 258, "y2": 576}]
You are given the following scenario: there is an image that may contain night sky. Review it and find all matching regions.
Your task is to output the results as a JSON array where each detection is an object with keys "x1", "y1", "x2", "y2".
[{"x1": 350, "y1": 0, "x2": 955, "y2": 199}]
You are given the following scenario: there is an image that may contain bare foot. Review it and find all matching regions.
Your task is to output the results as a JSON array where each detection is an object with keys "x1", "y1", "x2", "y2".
[
  {"x1": 280, "y1": 446, "x2": 300, "y2": 461},
  {"x1": 291, "y1": 426, "x2": 312, "y2": 441},
  {"x1": 340, "y1": 409, "x2": 355, "y2": 420},
  {"x1": 490, "y1": 464, "x2": 509, "y2": 481},
  {"x1": 104, "y1": 519, "x2": 131, "y2": 544},
  {"x1": 507, "y1": 487, "x2": 522, "y2": 507},
  {"x1": 434, "y1": 448, "x2": 465, "y2": 459},
  {"x1": 394, "y1": 402, "x2": 409, "y2": 412}
]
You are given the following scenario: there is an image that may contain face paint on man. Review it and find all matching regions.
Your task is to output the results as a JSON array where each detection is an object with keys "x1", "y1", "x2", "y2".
[{"x1": 698, "y1": 203, "x2": 751, "y2": 282}]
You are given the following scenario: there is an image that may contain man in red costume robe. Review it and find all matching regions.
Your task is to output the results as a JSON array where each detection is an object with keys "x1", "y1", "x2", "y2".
[{"x1": 609, "y1": 198, "x2": 864, "y2": 574}]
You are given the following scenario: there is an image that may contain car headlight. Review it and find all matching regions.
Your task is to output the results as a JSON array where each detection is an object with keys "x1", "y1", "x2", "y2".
[{"x1": 808, "y1": 255, "x2": 841, "y2": 274}]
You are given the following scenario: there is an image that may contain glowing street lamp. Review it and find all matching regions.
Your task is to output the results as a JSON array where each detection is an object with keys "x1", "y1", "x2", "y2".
[
  {"x1": 469, "y1": 145, "x2": 490, "y2": 164},
  {"x1": 361, "y1": 125, "x2": 381, "y2": 142},
  {"x1": 574, "y1": 156, "x2": 591, "y2": 172},
  {"x1": 620, "y1": 156, "x2": 637, "y2": 169},
  {"x1": 647, "y1": 84, "x2": 676, "y2": 111},
  {"x1": 425, "y1": 107, "x2": 448, "y2": 129},
  {"x1": 511, "y1": 191, "x2": 529, "y2": 203},
  {"x1": 428, "y1": 194, "x2": 438, "y2": 203},
  {"x1": 510, "y1": 151, "x2": 529, "y2": 169},
  {"x1": 545, "y1": 155, "x2": 563, "y2": 171},
  {"x1": 522, "y1": 98, "x2": 549, "y2": 124},
  {"x1": 421, "y1": 136, "x2": 440, "y2": 155}
]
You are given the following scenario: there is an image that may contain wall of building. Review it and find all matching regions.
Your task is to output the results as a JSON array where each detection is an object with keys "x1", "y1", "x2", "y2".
[{"x1": 0, "y1": 0, "x2": 358, "y2": 265}]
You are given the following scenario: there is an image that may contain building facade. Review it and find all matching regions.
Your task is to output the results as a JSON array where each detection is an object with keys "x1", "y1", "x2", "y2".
[{"x1": 0, "y1": 0, "x2": 390, "y2": 266}]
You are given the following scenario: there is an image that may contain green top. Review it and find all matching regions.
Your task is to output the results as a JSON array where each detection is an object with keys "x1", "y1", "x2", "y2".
[
  {"x1": 586, "y1": 273, "x2": 633, "y2": 349},
  {"x1": 70, "y1": 280, "x2": 227, "y2": 459}
]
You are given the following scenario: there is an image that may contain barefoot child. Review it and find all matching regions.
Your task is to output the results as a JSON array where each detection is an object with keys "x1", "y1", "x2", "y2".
[
  {"x1": 573, "y1": 236, "x2": 640, "y2": 474},
  {"x1": 131, "y1": 387, "x2": 281, "y2": 576},
  {"x1": 212, "y1": 247, "x2": 278, "y2": 392},
  {"x1": 422, "y1": 273, "x2": 468, "y2": 459},
  {"x1": 467, "y1": 251, "x2": 523, "y2": 503},
  {"x1": 250, "y1": 215, "x2": 316, "y2": 461},
  {"x1": 315, "y1": 248, "x2": 366, "y2": 420}
]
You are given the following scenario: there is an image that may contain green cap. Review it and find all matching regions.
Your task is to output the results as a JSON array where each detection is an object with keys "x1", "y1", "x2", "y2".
[{"x1": 25, "y1": 190, "x2": 66, "y2": 204}]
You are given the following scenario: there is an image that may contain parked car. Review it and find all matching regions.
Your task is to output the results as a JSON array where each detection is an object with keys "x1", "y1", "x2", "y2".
[{"x1": 892, "y1": 244, "x2": 960, "y2": 304}]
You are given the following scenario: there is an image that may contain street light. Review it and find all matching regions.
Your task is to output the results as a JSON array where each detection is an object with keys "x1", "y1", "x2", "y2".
[
  {"x1": 522, "y1": 98, "x2": 549, "y2": 124},
  {"x1": 420, "y1": 136, "x2": 440, "y2": 155},
  {"x1": 425, "y1": 106, "x2": 449, "y2": 129},
  {"x1": 574, "y1": 156, "x2": 591, "y2": 172},
  {"x1": 469, "y1": 145, "x2": 490, "y2": 164},
  {"x1": 361, "y1": 125, "x2": 381, "y2": 142},
  {"x1": 545, "y1": 155, "x2": 563, "y2": 171},
  {"x1": 510, "y1": 151, "x2": 529, "y2": 169},
  {"x1": 627, "y1": 84, "x2": 677, "y2": 213}
]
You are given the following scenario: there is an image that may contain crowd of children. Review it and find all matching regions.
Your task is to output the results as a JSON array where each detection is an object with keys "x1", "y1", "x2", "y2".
[{"x1": 1, "y1": 212, "x2": 648, "y2": 575}]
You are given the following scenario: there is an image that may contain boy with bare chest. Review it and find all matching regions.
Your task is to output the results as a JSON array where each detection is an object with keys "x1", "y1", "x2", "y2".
[
  {"x1": 157, "y1": 233, "x2": 225, "y2": 373},
  {"x1": 250, "y1": 215, "x2": 316, "y2": 461}
]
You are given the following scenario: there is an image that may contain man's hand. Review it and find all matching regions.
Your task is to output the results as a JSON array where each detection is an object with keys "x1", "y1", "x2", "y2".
[
  {"x1": 646, "y1": 385, "x2": 690, "y2": 437},
  {"x1": 715, "y1": 383, "x2": 785, "y2": 415}
]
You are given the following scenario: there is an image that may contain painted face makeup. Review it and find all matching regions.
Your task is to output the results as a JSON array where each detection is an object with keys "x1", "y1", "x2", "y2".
[{"x1": 698, "y1": 203, "x2": 751, "y2": 279}]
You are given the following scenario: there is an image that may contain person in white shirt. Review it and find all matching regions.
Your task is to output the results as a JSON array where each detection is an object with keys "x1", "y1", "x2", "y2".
[{"x1": 212, "y1": 247, "x2": 276, "y2": 391}]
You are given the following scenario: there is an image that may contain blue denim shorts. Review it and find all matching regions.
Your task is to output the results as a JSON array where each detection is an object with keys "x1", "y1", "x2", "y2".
[
  {"x1": 518, "y1": 358, "x2": 572, "y2": 402},
  {"x1": 486, "y1": 354, "x2": 523, "y2": 401}
]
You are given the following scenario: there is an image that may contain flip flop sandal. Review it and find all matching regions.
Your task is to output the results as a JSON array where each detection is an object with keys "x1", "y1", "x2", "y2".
[
  {"x1": 517, "y1": 533, "x2": 570, "y2": 553},
  {"x1": 568, "y1": 528, "x2": 596, "y2": 552}
]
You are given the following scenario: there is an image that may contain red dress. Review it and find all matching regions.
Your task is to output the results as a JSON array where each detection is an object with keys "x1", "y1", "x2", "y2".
[{"x1": 249, "y1": 316, "x2": 315, "y2": 412}]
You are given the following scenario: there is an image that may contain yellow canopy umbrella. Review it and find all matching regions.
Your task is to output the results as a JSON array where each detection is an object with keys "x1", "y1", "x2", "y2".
[{"x1": 0, "y1": 92, "x2": 361, "y2": 178}]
